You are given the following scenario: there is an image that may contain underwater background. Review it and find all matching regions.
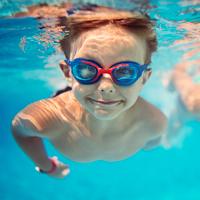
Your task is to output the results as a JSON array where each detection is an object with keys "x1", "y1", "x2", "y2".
[{"x1": 0, "y1": 0, "x2": 200, "y2": 200}]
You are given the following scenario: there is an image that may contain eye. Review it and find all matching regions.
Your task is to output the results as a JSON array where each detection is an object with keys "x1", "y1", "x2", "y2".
[
  {"x1": 113, "y1": 66, "x2": 137, "y2": 79},
  {"x1": 118, "y1": 67, "x2": 133, "y2": 74},
  {"x1": 75, "y1": 63, "x2": 97, "y2": 79}
]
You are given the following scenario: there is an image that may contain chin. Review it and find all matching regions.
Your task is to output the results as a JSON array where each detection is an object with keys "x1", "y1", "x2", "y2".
[
  {"x1": 85, "y1": 104, "x2": 126, "y2": 121},
  {"x1": 83, "y1": 97, "x2": 126, "y2": 120},
  {"x1": 91, "y1": 110, "x2": 121, "y2": 121}
]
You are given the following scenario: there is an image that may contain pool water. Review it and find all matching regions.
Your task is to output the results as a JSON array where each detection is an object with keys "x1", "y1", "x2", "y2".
[{"x1": 0, "y1": 0, "x2": 200, "y2": 200}]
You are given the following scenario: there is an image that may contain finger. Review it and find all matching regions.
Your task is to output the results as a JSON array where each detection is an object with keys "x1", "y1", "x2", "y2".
[
  {"x1": 62, "y1": 168, "x2": 70, "y2": 176},
  {"x1": 60, "y1": 164, "x2": 70, "y2": 170},
  {"x1": 62, "y1": 163, "x2": 69, "y2": 168}
]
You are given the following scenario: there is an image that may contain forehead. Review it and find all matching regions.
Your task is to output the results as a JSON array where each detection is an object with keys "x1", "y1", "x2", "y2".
[{"x1": 71, "y1": 25, "x2": 147, "y2": 66}]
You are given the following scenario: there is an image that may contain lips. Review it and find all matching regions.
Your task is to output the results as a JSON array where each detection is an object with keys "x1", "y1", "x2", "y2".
[{"x1": 87, "y1": 97, "x2": 122, "y2": 105}]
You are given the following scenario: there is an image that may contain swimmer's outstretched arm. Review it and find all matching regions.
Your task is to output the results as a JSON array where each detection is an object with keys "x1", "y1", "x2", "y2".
[{"x1": 11, "y1": 117, "x2": 69, "y2": 178}]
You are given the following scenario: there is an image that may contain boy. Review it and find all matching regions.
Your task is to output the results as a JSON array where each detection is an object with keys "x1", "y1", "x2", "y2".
[{"x1": 11, "y1": 5, "x2": 167, "y2": 179}]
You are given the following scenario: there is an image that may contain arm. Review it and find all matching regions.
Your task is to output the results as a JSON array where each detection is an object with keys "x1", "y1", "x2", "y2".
[
  {"x1": 11, "y1": 113, "x2": 53, "y2": 171},
  {"x1": 11, "y1": 99, "x2": 70, "y2": 177},
  {"x1": 143, "y1": 111, "x2": 168, "y2": 150},
  {"x1": 172, "y1": 61, "x2": 200, "y2": 116}
]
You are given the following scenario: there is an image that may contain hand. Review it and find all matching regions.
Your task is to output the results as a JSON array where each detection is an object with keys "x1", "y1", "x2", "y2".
[
  {"x1": 47, "y1": 156, "x2": 70, "y2": 178},
  {"x1": 45, "y1": 156, "x2": 70, "y2": 179}
]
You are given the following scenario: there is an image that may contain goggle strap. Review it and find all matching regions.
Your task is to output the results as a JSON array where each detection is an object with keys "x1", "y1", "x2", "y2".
[
  {"x1": 140, "y1": 64, "x2": 149, "y2": 73},
  {"x1": 64, "y1": 58, "x2": 71, "y2": 65}
]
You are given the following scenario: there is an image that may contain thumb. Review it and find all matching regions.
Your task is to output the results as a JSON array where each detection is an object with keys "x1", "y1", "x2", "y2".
[{"x1": 61, "y1": 165, "x2": 70, "y2": 176}]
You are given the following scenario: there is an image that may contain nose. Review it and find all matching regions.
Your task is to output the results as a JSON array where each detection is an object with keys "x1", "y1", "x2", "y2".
[{"x1": 97, "y1": 74, "x2": 116, "y2": 94}]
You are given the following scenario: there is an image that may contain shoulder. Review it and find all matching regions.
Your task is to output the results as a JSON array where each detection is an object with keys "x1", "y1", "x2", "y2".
[
  {"x1": 11, "y1": 92, "x2": 76, "y2": 138},
  {"x1": 139, "y1": 97, "x2": 168, "y2": 138}
]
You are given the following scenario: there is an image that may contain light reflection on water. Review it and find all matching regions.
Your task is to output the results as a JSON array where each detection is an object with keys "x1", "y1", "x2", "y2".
[
  {"x1": 0, "y1": 1, "x2": 200, "y2": 199},
  {"x1": 0, "y1": 0, "x2": 199, "y2": 139}
]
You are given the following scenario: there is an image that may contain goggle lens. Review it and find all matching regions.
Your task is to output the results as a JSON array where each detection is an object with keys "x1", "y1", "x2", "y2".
[
  {"x1": 112, "y1": 65, "x2": 138, "y2": 86},
  {"x1": 72, "y1": 63, "x2": 97, "y2": 81}
]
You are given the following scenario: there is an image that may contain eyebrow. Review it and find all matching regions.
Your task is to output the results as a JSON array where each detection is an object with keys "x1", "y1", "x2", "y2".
[
  {"x1": 82, "y1": 55, "x2": 132, "y2": 69},
  {"x1": 83, "y1": 55, "x2": 102, "y2": 65},
  {"x1": 82, "y1": 55, "x2": 114, "y2": 69}
]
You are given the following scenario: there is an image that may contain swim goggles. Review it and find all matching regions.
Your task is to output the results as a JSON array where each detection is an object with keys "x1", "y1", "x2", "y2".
[{"x1": 64, "y1": 57, "x2": 150, "y2": 86}]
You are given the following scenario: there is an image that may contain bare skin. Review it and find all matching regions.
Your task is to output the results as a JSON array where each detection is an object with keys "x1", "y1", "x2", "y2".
[
  {"x1": 12, "y1": 89, "x2": 166, "y2": 164},
  {"x1": 171, "y1": 22, "x2": 200, "y2": 119},
  {"x1": 12, "y1": 18, "x2": 167, "y2": 178}
]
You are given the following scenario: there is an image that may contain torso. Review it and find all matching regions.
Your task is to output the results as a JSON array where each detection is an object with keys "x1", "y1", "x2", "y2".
[
  {"x1": 44, "y1": 92, "x2": 163, "y2": 162},
  {"x1": 50, "y1": 120, "x2": 146, "y2": 162}
]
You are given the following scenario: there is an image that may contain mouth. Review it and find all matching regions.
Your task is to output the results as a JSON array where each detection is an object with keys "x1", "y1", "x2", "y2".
[{"x1": 87, "y1": 97, "x2": 123, "y2": 105}]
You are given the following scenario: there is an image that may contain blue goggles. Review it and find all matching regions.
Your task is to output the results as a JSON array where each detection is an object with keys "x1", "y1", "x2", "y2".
[{"x1": 65, "y1": 57, "x2": 150, "y2": 86}]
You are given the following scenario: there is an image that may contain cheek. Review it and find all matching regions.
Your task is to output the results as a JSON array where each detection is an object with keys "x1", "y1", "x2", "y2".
[
  {"x1": 121, "y1": 79, "x2": 143, "y2": 101},
  {"x1": 72, "y1": 81, "x2": 96, "y2": 100}
]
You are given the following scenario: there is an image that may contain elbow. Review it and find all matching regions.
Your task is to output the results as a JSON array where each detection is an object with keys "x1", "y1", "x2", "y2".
[
  {"x1": 11, "y1": 115, "x2": 44, "y2": 138},
  {"x1": 11, "y1": 116, "x2": 20, "y2": 133},
  {"x1": 11, "y1": 116, "x2": 24, "y2": 137},
  {"x1": 11, "y1": 115, "x2": 31, "y2": 138}
]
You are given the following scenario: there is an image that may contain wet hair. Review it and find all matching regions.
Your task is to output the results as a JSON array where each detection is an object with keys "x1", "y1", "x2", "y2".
[{"x1": 59, "y1": 5, "x2": 157, "y2": 64}]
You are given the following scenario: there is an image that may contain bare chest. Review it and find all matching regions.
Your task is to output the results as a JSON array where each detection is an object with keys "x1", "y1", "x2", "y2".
[{"x1": 50, "y1": 123, "x2": 148, "y2": 162}]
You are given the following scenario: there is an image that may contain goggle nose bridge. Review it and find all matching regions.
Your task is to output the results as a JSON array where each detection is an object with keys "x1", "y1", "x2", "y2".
[{"x1": 98, "y1": 68, "x2": 113, "y2": 75}]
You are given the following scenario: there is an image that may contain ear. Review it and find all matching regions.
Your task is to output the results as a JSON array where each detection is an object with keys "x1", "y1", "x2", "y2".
[
  {"x1": 59, "y1": 60, "x2": 70, "y2": 78},
  {"x1": 142, "y1": 68, "x2": 152, "y2": 84}
]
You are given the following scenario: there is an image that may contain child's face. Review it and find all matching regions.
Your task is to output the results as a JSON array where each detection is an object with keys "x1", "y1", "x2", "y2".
[{"x1": 65, "y1": 26, "x2": 151, "y2": 120}]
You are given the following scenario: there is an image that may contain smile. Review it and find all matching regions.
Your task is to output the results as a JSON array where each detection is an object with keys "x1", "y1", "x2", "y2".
[{"x1": 87, "y1": 98, "x2": 123, "y2": 105}]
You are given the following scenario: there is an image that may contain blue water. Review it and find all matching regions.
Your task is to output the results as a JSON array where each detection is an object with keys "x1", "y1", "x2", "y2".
[{"x1": 0, "y1": 0, "x2": 200, "y2": 200}]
